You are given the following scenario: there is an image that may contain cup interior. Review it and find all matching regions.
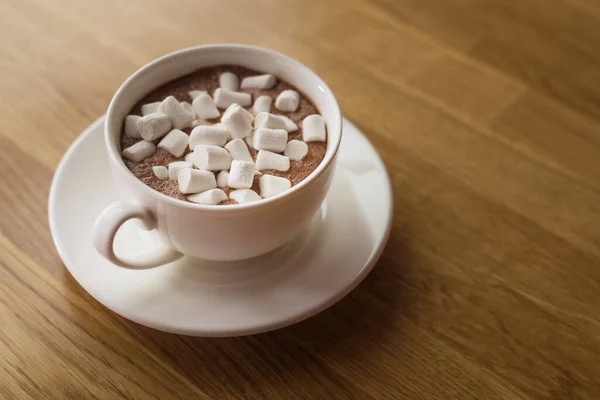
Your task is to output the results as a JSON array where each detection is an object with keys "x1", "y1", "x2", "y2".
[{"x1": 105, "y1": 44, "x2": 342, "y2": 208}]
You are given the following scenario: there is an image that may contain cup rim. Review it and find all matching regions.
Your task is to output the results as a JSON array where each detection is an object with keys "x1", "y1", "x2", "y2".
[{"x1": 105, "y1": 44, "x2": 342, "y2": 212}]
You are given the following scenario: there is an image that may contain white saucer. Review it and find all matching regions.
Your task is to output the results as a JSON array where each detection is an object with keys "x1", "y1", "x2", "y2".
[{"x1": 49, "y1": 117, "x2": 393, "y2": 337}]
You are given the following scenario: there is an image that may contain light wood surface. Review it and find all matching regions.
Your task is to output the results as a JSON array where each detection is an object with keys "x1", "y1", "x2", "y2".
[{"x1": 2, "y1": 0, "x2": 600, "y2": 398}]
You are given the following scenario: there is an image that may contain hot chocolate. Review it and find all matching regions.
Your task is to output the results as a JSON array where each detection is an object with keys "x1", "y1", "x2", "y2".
[{"x1": 120, "y1": 65, "x2": 327, "y2": 205}]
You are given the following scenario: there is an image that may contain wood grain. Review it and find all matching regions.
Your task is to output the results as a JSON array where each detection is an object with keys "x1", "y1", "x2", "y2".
[{"x1": 1, "y1": 0, "x2": 600, "y2": 398}]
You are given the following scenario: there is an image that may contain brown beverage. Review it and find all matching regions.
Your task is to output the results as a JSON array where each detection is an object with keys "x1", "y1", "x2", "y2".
[{"x1": 121, "y1": 65, "x2": 327, "y2": 205}]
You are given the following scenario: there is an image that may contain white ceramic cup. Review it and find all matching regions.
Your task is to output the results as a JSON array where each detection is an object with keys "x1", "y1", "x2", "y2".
[{"x1": 92, "y1": 44, "x2": 342, "y2": 269}]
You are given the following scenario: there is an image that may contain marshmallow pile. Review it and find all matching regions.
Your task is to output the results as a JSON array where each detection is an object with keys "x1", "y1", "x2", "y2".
[{"x1": 122, "y1": 71, "x2": 327, "y2": 205}]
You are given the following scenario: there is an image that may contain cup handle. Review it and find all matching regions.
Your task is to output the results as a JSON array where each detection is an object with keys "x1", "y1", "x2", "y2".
[{"x1": 92, "y1": 201, "x2": 183, "y2": 269}]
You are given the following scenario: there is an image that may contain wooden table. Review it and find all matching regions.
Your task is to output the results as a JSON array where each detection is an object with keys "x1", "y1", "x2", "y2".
[{"x1": 2, "y1": 0, "x2": 600, "y2": 398}]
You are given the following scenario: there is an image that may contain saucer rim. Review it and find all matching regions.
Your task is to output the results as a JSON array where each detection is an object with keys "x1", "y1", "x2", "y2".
[{"x1": 48, "y1": 116, "x2": 393, "y2": 337}]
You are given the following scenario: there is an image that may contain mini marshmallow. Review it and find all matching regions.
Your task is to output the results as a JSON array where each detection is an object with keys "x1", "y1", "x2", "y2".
[
  {"x1": 253, "y1": 96, "x2": 272, "y2": 114},
  {"x1": 188, "y1": 189, "x2": 228, "y2": 205},
  {"x1": 259, "y1": 175, "x2": 291, "y2": 198},
  {"x1": 178, "y1": 168, "x2": 217, "y2": 194},
  {"x1": 244, "y1": 132, "x2": 254, "y2": 148},
  {"x1": 189, "y1": 90, "x2": 208, "y2": 99},
  {"x1": 228, "y1": 160, "x2": 255, "y2": 189},
  {"x1": 141, "y1": 102, "x2": 160, "y2": 116},
  {"x1": 168, "y1": 161, "x2": 193, "y2": 180},
  {"x1": 275, "y1": 90, "x2": 300, "y2": 112},
  {"x1": 158, "y1": 96, "x2": 194, "y2": 129},
  {"x1": 229, "y1": 189, "x2": 261, "y2": 204},
  {"x1": 184, "y1": 152, "x2": 195, "y2": 163},
  {"x1": 254, "y1": 170, "x2": 262, "y2": 176},
  {"x1": 181, "y1": 101, "x2": 193, "y2": 114},
  {"x1": 241, "y1": 74, "x2": 277, "y2": 90},
  {"x1": 137, "y1": 112, "x2": 172, "y2": 141},
  {"x1": 152, "y1": 165, "x2": 168, "y2": 180},
  {"x1": 254, "y1": 112, "x2": 298, "y2": 132},
  {"x1": 211, "y1": 121, "x2": 230, "y2": 141},
  {"x1": 221, "y1": 104, "x2": 253, "y2": 139},
  {"x1": 213, "y1": 88, "x2": 252, "y2": 109},
  {"x1": 284, "y1": 140, "x2": 308, "y2": 161},
  {"x1": 192, "y1": 94, "x2": 220, "y2": 120},
  {"x1": 157, "y1": 129, "x2": 189, "y2": 157},
  {"x1": 189, "y1": 125, "x2": 228, "y2": 149},
  {"x1": 122, "y1": 140, "x2": 156, "y2": 162},
  {"x1": 223, "y1": 103, "x2": 254, "y2": 124},
  {"x1": 302, "y1": 114, "x2": 326, "y2": 142},
  {"x1": 224, "y1": 139, "x2": 253, "y2": 162},
  {"x1": 124, "y1": 115, "x2": 141, "y2": 138},
  {"x1": 255, "y1": 150, "x2": 290, "y2": 172},
  {"x1": 278, "y1": 115, "x2": 298, "y2": 132},
  {"x1": 253, "y1": 128, "x2": 288, "y2": 153},
  {"x1": 193, "y1": 145, "x2": 232, "y2": 171},
  {"x1": 219, "y1": 72, "x2": 239, "y2": 91},
  {"x1": 216, "y1": 170, "x2": 230, "y2": 187},
  {"x1": 254, "y1": 112, "x2": 287, "y2": 130}
]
